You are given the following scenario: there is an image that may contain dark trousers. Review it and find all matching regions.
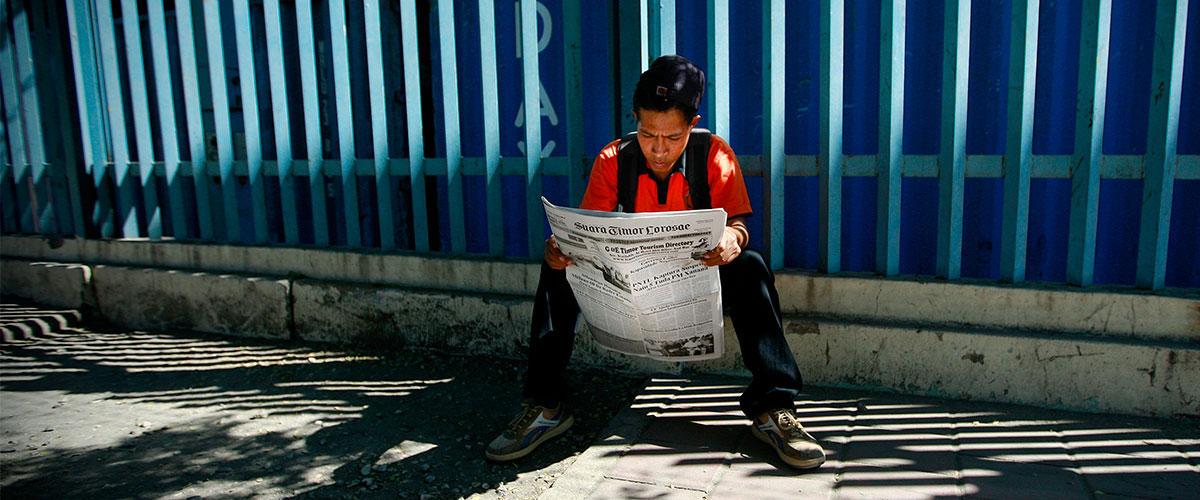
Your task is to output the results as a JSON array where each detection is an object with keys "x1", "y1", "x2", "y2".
[{"x1": 522, "y1": 248, "x2": 803, "y2": 418}]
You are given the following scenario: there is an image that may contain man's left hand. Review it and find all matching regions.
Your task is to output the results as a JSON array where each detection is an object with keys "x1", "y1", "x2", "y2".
[{"x1": 700, "y1": 224, "x2": 744, "y2": 267}]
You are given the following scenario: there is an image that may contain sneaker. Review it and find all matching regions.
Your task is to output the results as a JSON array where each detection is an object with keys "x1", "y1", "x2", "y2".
[
  {"x1": 485, "y1": 402, "x2": 574, "y2": 462},
  {"x1": 750, "y1": 408, "x2": 826, "y2": 469}
]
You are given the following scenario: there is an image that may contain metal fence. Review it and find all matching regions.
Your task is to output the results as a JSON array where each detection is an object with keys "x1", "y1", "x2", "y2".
[{"x1": 0, "y1": 0, "x2": 1196, "y2": 290}]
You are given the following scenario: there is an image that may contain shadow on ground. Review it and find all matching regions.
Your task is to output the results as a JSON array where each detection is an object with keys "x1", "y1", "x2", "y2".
[
  {"x1": 0, "y1": 301, "x2": 643, "y2": 500},
  {"x1": 585, "y1": 376, "x2": 1200, "y2": 499}
]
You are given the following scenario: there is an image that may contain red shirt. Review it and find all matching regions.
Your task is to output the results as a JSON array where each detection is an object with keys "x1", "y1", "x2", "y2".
[{"x1": 579, "y1": 134, "x2": 752, "y2": 219}]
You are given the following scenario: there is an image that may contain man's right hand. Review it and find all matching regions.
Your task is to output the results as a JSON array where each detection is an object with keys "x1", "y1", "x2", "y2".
[{"x1": 545, "y1": 235, "x2": 574, "y2": 269}]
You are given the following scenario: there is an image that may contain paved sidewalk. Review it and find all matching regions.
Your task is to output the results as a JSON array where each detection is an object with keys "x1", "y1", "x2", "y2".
[
  {"x1": 542, "y1": 377, "x2": 1200, "y2": 500},
  {"x1": 3, "y1": 299, "x2": 1198, "y2": 500}
]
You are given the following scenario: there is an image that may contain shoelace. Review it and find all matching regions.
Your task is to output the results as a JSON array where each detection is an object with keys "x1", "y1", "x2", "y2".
[
  {"x1": 506, "y1": 403, "x2": 542, "y2": 436},
  {"x1": 771, "y1": 409, "x2": 812, "y2": 439}
]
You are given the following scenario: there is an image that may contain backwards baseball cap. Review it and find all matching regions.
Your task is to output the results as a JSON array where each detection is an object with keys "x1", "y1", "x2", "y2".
[{"x1": 635, "y1": 55, "x2": 706, "y2": 113}]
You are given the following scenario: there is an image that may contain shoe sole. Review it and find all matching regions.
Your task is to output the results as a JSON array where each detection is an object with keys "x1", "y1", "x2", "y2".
[
  {"x1": 750, "y1": 424, "x2": 826, "y2": 470},
  {"x1": 485, "y1": 415, "x2": 575, "y2": 462}
]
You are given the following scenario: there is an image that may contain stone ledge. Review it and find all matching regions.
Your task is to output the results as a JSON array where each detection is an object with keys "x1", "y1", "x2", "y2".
[
  {"x1": 0, "y1": 259, "x2": 91, "y2": 309},
  {"x1": 91, "y1": 265, "x2": 290, "y2": 340}
]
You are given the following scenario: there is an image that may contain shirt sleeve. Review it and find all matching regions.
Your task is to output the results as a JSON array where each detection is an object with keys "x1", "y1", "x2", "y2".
[
  {"x1": 579, "y1": 140, "x2": 622, "y2": 211},
  {"x1": 706, "y1": 135, "x2": 752, "y2": 219}
]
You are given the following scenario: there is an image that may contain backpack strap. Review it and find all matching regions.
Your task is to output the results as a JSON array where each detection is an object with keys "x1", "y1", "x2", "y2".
[
  {"x1": 684, "y1": 129, "x2": 712, "y2": 210},
  {"x1": 616, "y1": 132, "x2": 642, "y2": 213},
  {"x1": 615, "y1": 128, "x2": 713, "y2": 213}
]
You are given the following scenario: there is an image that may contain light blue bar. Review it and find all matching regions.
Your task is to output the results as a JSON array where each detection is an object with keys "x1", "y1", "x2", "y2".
[
  {"x1": 329, "y1": 0, "x2": 360, "y2": 247},
  {"x1": 232, "y1": 0, "x2": 267, "y2": 244},
  {"x1": 295, "y1": 0, "x2": 327, "y2": 246},
  {"x1": 0, "y1": 1, "x2": 32, "y2": 234},
  {"x1": 203, "y1": 0, "x2": 239, "y2": 241},
  {"x1": 876, "y1": 0, "x2": 904, "y2": 276},
  {"x1": 1067, "y1": 0, "x2": 1112, "y2": 286},
  {"x1": 818, "y1": 0, "x2": 843, "y2": 273},
  {"x1": 147, "y1": 0, "x2": 186, "y2": 240},
  {"x1": 12, "y1": 3, "x2": 55, "y2": 234},
  {"x1": 400, "y1": 0, "x2": 428, "y2": 252},
  {"x1": 365, "y1": 0, "x2": 396, "y2": 250},
  {"x1": 175, "y1": 0, "x2": 211, "y2": 240},
  {"x1": 563, "y1": 0, "x2": 585, "y2": 207},
  {"x1": 648, "y1": 0, "x2": 674, "y2": 58},
  {"x1": 66, "y1": 0, "x2": 113, "y2": 237},
  {"x1": 120, "y1": 0, "x2": 161, "y2": 239},
  {"x1": 479, "y1": 0, "x2": 503, "y2": 256},
  {"x1": 706, "y1": 0, "x2": 729, "y2": 139},
  {"x1": 96, "y1": 0, "x2": 139, "y2": 238},
  {"x1": 999, "y1": 0, "x2": 1039, "y2": 282},
  {"x1": 263, "y1": 0, "x2": 298, "y2": 245},
  {"x1": 436, "y1": 0, "x2": 464, "y2": 252},
  {"x1": 937, "y1": 0, "x2": 970, "y2": 279},
  {"x1": 1136, "y1": 0, "x2": 1188, "y2": 290},
  {"x1": 521, "y1": 0, "x2": 542, "y2": 257},
  {"x1": 764, "y1": 0, "x2": 787, "y2": 270}
]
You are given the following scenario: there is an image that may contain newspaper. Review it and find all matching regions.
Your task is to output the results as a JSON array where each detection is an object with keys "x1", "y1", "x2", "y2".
[{"x1": 542, "y1": 197, "x2": 727, "y2": 361}]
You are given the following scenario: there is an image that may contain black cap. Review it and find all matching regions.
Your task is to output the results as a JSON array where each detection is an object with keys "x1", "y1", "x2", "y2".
[{"x1": 635, "y1": 55, "x2": 706, "y2": 112}]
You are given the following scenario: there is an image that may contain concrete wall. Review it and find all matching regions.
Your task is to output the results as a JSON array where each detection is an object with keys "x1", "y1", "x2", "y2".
[{"x1": 3, "y1": 235, "x2": 1198, "y2": 418}]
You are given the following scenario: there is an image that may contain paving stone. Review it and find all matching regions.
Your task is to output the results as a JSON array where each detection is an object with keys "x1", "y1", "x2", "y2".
[
  {"x1": 959, "y1": 455, "x2": 1091, "y2": 500},
  {"x1": 639, "y1": 415, "x2": 743, "y2": 450},
  {"x1": 708, "y1": 466, "x2": 833, "y2": 500},
  {"x1": 841, "y1": 427, "x2": 957, "y2": 475},
  {"x1": 728, "y1": 431, "x2": 841, "y2": 483},
  {"x1": 605, "y1": 442, "x2": 728, "y2": 492},
  {"x1": 833, "y1": 466, "x2": 962, "y2": 499},
  {"x1": 586, "y1": 477, "x2": 706, "y2": 500},
  {"x1": 1079, "y1": 460, "x2": 1200, "y2": 500}
]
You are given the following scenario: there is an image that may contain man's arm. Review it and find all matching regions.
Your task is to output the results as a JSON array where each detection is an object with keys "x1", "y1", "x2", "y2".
[{"x1": 699, "y1": 216, "x2": 747, "y2": 267}]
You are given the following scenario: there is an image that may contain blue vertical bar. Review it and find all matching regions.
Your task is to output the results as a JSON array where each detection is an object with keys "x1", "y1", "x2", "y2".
[
  {"x1": 1067, "y1": 0, "x2": 1112, "y2": 286},
  {"x1": 148, "y1": 0, "x2": 186, "y2": 240},
  {"x1": 479, "y1": 0, "x2": 503, "y2": 256},
  {"x1": 296, "y1": 0, "x2": 327, "y2": 246},
  {"x1": 66, "y1": 0, "x2": 112, "y2": 237},
  {"x1": 39, "y1": 0, "x2": 81, "y2": 237},
  {"x1": 706, "y1": 0, "x2": 729, "y2": 139},
  {"x1": 176, "y1": 0, "x2": 212, "y2": 240},
  {"x1": 366, "y1": 0, "x2": 396, "y2": 250},
  {"x1": 764, "y1": 0, "x2": 786, "y2": 270},
  {"x1": 937, "y1": 0, "x2": 970, "y2": 279},
  {"x1": 0, "y1": 111, "x2": 10, "y2": 232},
  {"x1": 563, "y1": 0, "x2": 585, "y2": 207},
  {"x1": 263, "y1": 0, "x2": 298, "y2": 245},
  {"x1": 120, "y1": 0, "x2": 161, "y2": 239},
  {"x1": 818, "y1": 0, "x2": 843, "y2": 273},
  {"x1": 436, "y1": 0, "x2": 463, "y2": 253},
  {"x1": 400, "y1": 0, "x2": 428, "y2": 252},
  {"x1": 0, "y1": 1, "x2": 32, "y2": 234},
  {"x1": 521, "y1": 0, "x2": 542, "y2": 257},
  {"x1": 11, "y1": 2, "x2": 51, "y2": 234},
  {"x1": 876, "y1": 0, "x2": 904, "y2": 276},
  {"x1": 1000, "y1": 0, "x2": 1039, "y2": 282},
  {"x1": 96, "y1": 0, "x2": 139, "y2": 237},
  {"x1": 330, "y1": 0, "x2": 360, "y2": 247},
  {"x1": 1136, "y1": 0, "x2": 1188, "y2": 290},
  {"x1": 203, "y1": 0, "x2": 239, "y2": 241},
  {"x1": 232, "y1": 0, "x2": 268, "y2": 244},
  {"x1": 617, "y1": 0, "x2": 646, "y2": 135}
]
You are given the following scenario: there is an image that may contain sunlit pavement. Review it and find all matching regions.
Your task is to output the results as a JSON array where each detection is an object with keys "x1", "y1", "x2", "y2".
[
  {"x1": 543, "y1": 376, "x2": 1200, "y2": 500},
  {"x1": 3, "y1": 299, "x2": 1198, "y2": 500}
]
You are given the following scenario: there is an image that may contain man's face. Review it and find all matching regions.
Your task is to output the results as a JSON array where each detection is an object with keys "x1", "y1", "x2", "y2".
[{"x1": 635, "y1": 108, "x2": 701, "y2": 181}]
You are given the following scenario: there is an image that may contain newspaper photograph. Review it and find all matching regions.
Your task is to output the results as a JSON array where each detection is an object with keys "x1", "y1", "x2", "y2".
[{"x1": 542, "y1": 197, "x2": 728, "y2": 361}]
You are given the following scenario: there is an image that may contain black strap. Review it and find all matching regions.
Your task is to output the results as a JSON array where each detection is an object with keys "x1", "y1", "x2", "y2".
[{"x1": 616, "y1": 128, "x2": 712, "y2": 213}]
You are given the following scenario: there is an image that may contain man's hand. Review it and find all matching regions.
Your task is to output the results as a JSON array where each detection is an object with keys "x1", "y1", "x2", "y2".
[
  {"x1": 545, "y1": 235, "x2": 574, "y2": 269},
  {"x1": 699, "y1": 217, "x2": 748, "y2": 267}
]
